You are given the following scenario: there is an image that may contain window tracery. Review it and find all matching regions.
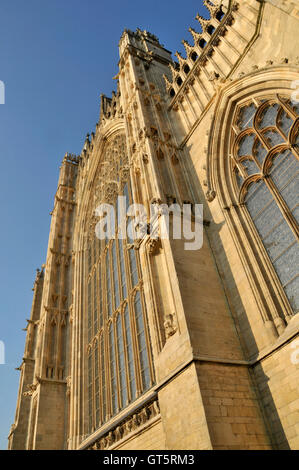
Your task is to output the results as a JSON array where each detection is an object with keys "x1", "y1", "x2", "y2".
[
  {"x1": 231, "y1": 96, "x2": 299, "y2": 314},
  {"x1": 85, "y1": 134, "x2": 154, "y2": 434}
]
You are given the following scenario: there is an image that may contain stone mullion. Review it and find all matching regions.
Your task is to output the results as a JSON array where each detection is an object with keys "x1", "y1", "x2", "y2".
[
  {"x1": 119, "y1": 237, "x2": 133, "y2": 404},
  {"x1": 264, "y1": 175, "x2": 299, "y2": 241},
  {"x1": 110, "y1": 239, "x2": 119, "y2": 317},
  {"x1": 109, "y1": 242, "x2": 115, "y2": 316},
  {"x1": 98, "y1": 257, "x2": 103, "y2": 330},
  {"x1": 98, "y1": 332, "x2": 103, "y2": 426},
  {"x1": 102, "y1": 244, "x2": 110, "y2": 421},
  {"x1": 91, "y1": 268, "x2": 95, "y2": 341},
  {"x1": 95, "y1": 263, "x2": 99, "y2": 337},
  {"x1": 139, "y1": 287, "x2": 155, "y2": 387},
  {"x1": 291, "y1": 141, "x2": 299, "y2": 161},
  {"x1": 128, "y1": 290, "x2": 143, "y2": 398},
  {"x1": 289, "y1": 118, "x2": 299, "y2": 161},
  {"x1": 103, "y1": 247, "x2": 109, "y2": 324},
  {"x1": 113, "y1": 317, "x2": 122, "y2": 413},
  {"x1": 104, "y1": 324, "x2": 111, "y2": 422},
  {"x1": 125, "y1": 245, "x2": 142, "y2": 397},
  {"x1": 120, "y1": 308, "x2": 131, "y2": 405},
  {"x1": 115, "y1": 237, "x2": 123, "y2": 306},
  {"x1": 231, "y1": 153, "x2": 247, "y2": 180},
  {"x1": 253, "y1": 125, "x2": 272, "y2": 157}
]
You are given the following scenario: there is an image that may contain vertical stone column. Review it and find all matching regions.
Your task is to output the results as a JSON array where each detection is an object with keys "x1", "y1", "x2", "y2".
[{"x1": 8, "y1": 268, "x2": 44, "y2": 449}]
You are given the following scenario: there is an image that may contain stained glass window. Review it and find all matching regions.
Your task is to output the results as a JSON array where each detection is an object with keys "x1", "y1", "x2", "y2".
[
  {"x1": 85, "y1": 134, "x2": 153, "y2": 434},
  {"x1": 233, "y1": 97, "x2": 299, "y2": 314}
]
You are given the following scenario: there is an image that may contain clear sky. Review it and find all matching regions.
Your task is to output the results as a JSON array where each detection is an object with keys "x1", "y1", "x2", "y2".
[{"x1": 0, "y1": 0, "x2": 207, "y2": 450}]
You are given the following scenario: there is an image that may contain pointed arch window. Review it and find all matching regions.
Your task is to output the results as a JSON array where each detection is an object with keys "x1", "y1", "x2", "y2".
[
  {"x1": 232, "y1": 96, "x2": 299, "y2": 314},
  {"x1": 85, "y1": 133, "x2": 154, "y2": 435}
]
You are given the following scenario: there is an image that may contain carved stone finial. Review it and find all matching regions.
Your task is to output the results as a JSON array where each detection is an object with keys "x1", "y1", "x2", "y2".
[
  {"x1": 163, "y1": 74, "x2": 173, "y2": 91},
  {"x1": 195, "y1": 13, "x2": 211, "y2": 32},
  {"x1": 203, "y1": 0, "x2": 219, "y2": 17}
]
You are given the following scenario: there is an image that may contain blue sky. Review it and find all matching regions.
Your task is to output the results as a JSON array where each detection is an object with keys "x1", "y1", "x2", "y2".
[{"x1": 0, "y1": 0, "x2": 207, "y2": 450}]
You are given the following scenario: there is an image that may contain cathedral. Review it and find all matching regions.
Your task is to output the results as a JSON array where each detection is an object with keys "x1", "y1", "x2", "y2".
[{"x1": 8, "y1": 0, "x2": 299, "y2": 450}]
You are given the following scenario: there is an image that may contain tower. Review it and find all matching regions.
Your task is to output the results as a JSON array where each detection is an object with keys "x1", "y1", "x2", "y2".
[{"x1": 9, "y1": 0, "x2": 299, "y2": 450}]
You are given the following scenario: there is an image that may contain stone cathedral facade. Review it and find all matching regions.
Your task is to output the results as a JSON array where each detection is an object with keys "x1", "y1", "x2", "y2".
[{"x1": 9, "y1": 0, "x2": 299, "y2": 450}]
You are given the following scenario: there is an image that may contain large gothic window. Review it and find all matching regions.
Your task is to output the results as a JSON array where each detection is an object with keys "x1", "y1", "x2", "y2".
[
  {"x1": 86, "y1": 134, "x2": 154, "y2": 435},
  {"x1": 231, "y1": 96, "x2": 299, "y2": 314}
]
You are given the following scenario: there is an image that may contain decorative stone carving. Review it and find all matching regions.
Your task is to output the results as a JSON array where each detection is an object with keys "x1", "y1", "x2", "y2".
[
  {"x1": 164, "y1": 313, "x2": 177, "y2": 339},
  {"x1": 23, "y1": 382, "x2": 38, "y2": 397},
  {"x1": 142, "y1": 153, "x2": 149, "y2": 164},
  {"x1": 147, "y1": 237, "x2": 160, "y2": 256},
  {"x1": 206, "y1": 189, "x2": 216, "y2": 202},
  {"x1": 86, "y1": 399, "x2": 160, "y2": 450}
]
